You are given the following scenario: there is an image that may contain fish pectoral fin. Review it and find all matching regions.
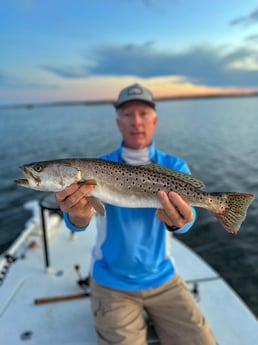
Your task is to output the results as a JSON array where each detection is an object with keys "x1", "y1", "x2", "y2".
[
  {"x1": 78, "y1": 179, "x2": 104, "y2": 215},
  {"x1": 78, "y1": 178, "x2": 98, "y2": 186},
  {"x1": 86, "y1": 196, "x2": 106, "y2": 217}
]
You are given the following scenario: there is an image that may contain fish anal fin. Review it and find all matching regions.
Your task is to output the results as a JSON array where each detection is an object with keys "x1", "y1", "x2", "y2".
[
  {"x1": 142, "y1": 163, "x2": 205, "y2": 190},
  {"x1": 86, "y1": 196, "x2": 106, "y2": 216}
]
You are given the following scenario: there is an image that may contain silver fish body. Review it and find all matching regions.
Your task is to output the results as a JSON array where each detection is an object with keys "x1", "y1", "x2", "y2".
[{"x1": 15, "y1": 158, "x2": 255, "y2": 234}]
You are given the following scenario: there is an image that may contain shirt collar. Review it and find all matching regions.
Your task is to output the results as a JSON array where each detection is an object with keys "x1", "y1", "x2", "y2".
[{"x1": 117, "y1": 142, "x2": 156, "y2": 162}]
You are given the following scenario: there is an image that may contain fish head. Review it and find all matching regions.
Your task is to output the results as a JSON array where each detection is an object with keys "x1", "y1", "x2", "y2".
[{"x1": 15, "y1": 160, "x2": 81, "y2": 192}]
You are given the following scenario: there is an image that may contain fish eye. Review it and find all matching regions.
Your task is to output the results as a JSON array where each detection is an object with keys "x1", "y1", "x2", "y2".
[{"x1": 33, "y1": 164, "x2": 43, "y2": 172}]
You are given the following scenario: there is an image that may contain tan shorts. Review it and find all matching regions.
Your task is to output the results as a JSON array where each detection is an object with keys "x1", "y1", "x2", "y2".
[{"x1": 90, "y1": 274, "x2": 217, "y2": 345}]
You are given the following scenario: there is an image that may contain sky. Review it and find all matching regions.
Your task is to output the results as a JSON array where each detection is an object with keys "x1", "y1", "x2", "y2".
[{"x1": 1, "y1": 0, "x2": 258, "y2": 105}]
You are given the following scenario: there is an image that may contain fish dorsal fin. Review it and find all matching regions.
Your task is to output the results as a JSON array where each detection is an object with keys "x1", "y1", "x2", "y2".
[{"x1": 142, "y1": 164, "x2": 205, "y2": 190}]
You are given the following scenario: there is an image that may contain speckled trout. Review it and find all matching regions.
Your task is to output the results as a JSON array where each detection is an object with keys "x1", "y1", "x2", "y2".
[{"x1": 15, "y1": 159, "x2": 255, "y2": 234}]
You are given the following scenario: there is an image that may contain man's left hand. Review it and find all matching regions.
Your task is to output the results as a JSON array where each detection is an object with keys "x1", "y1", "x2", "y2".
[{"x1": 156, "y1": 191, "x2": 194, "y2": 228}]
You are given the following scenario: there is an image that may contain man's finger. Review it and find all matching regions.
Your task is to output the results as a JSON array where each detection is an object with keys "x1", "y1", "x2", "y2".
[
  {"x1": 55, "y1": 184, "x2": 80, "y2": 202},
  {"x1": 62, "y1": 185, "x2": 95, "y2": 208},
  {"x1": 157, "y1": 190, "x2": 193, "y2": 226},
  {"x1": 167, "y1": 192, "x2": 193, "y2": 222}
]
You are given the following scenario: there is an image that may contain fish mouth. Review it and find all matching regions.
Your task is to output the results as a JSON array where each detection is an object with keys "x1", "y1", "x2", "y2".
[
  {"x1": 15, "y1": 167, "x2": 41, "y2": 187},
  {"x1": 15, "y1": 178, "x2": 29, "y2": 186}
]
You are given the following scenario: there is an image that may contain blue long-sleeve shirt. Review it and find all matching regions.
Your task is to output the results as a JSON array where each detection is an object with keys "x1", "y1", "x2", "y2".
[{"x1": 63, "y1": 143, "x2": 196, "y2": 290}]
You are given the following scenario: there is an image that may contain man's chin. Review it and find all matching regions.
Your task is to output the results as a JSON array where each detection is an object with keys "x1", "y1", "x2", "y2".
[
  {"x1": 128, "y1": 142, "x2": 147, "y2": 150},
  {"x1": 124, "y1": 135, "x2": 150, "y2": 149}
]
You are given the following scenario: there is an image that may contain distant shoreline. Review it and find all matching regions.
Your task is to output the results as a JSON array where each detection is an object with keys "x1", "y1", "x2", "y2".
[{"x1": 1, "y1": 91, "x2": 258, "y2": 110}]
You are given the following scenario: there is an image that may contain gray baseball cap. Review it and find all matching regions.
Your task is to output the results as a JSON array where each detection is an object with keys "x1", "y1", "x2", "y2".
[{"x1": 114, "y1": 83, "x2": 156, "y2": 109}]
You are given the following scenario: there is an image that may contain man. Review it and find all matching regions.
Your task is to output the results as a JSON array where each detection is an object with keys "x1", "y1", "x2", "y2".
[{"x1": 55, "y1": 83, "x2": 216, "y2": 345}]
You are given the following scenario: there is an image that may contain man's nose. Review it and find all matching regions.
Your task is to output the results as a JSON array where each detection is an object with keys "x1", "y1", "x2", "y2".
[{"x1": 131, "y1": 113, "x2": 142, "y2": 125}]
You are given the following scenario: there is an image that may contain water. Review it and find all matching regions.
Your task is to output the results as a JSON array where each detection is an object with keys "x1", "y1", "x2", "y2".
[{"x1": 1, "y1": 97, "x2": 258, "y2": 316}]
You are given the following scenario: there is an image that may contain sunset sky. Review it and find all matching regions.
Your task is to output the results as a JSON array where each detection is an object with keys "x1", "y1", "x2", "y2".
[{"x1": 1, "y1": 0, "x2": 258, "y2": 105}]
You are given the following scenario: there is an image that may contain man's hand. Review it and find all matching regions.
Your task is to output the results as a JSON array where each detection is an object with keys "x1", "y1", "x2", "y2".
[
  {"x1": 55, "y1": 184, "x2": 95, "y2": 228},
  {"x1": 156, "y1": 191, "x2": 194, "y2": 228}
]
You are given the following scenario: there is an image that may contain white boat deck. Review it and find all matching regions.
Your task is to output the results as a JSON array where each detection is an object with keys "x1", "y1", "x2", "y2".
[{"x1": 0, "y1": 202, "x2": 257, "y2": 345}]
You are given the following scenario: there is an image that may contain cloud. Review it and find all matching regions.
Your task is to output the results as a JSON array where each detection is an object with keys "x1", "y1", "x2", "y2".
[
  {"x1": 0, "y1": 73, "x2": 20, "y2": 88},
  {"x1": 119, "y1": 0, "x2": 168, "y2": 10},
  {"x1": 42, "y1": 65, "x2": 89, "y2": 79},
  {"x1": 230, "y1": 7, "x2": 258, "y2": 26},
  {"x1": 0, "y1": 72, "x2": 59, "y2": 89},
  {"x1": 42, "y1": 42, "x2": 258, "y2": 88},
  {"x1": 245, "y1": 33, "x2": 258, "y2": 41}
]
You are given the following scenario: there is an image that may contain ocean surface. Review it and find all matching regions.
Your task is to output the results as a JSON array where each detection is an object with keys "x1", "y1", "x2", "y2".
[{"x1": 0, "y1": 97, "x2": 258, "y2": 316}]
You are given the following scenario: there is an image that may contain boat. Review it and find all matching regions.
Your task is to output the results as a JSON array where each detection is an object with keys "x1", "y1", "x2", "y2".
[{"x1": 0, "y1": 195, "x2": 257, "y2": 345}]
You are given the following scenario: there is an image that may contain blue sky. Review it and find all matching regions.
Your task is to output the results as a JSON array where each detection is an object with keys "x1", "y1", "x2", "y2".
[{"x1": 1, "y1": 0, "x2": 258, "y2": 104}]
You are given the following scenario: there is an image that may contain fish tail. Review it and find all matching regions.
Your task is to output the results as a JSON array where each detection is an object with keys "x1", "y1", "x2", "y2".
[{"x1": 212, "y1": 192, "x2": 255, "y2": 235}]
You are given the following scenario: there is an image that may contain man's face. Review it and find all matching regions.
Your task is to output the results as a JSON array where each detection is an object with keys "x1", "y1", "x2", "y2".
[{"x1": 116, "y1": 101, "x2": 158, "y2": 150}]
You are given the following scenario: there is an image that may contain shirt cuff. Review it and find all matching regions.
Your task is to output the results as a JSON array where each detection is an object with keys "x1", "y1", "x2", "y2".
[
  {"x1": 165, "y1": 207, "x2": 196, "y2": 234},
  {"x1": 63, "y1": 212, "x2": 87, "y2": 232},
  {"x1": 169, "y1": 219, "x2": 195, "y2": 234},
  {"x1": 165, "y1": 225, "x2": 180, "y2": 232}
]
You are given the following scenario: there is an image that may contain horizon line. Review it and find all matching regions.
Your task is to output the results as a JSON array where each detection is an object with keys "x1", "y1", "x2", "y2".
[{"x1": 1, "y1": 90, "x2": 258, "y2": 110}]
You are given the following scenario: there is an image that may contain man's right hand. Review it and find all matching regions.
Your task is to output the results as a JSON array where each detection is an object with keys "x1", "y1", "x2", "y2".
[{"x1": 55, "y1": 184, "x2": 95, "y2": 228}]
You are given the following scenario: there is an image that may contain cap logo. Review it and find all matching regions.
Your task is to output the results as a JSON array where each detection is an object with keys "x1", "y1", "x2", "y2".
[{"x1": 127, "y1": 86, "x2": 143, "y2": 96}]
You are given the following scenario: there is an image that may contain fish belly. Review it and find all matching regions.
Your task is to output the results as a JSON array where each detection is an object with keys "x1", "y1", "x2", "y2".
[{"x1": 90, "y1": 186, "x2": 161, "y2": 209}]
